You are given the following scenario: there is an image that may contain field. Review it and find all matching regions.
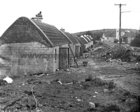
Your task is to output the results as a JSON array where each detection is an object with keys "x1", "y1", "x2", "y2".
[{"x1": 0, "y1": 57, "x2": 140, "y2": 112}]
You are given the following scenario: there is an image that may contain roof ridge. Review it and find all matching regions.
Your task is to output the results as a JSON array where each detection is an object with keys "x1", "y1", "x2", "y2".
[
  {"x1": 30, "y1": 19, "x2": 54, "y2": 47},
  {"x1": 59, "y1": 30, "x2": 72, "y2": 44},
  {"x1": 71, "y1": 34, "x2": 80, "y2": 43},
  {"x1": 66, "y1": 32, "x2": 79, "y2": 44},
  {"x1": 33, "y1": 20, "x2": 71, "y2": 46}
]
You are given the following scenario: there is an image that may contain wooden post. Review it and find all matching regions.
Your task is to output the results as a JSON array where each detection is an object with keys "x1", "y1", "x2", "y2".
[
  {"x1": 115, "y1": 3, "x2": 126, "y2": 44},
  {"x1": 68, "y1": 44, "x2": 79, "y2": 68}
]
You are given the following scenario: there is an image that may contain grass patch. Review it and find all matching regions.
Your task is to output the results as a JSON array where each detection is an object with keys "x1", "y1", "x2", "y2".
[
  {"x1": 102, "y1": 104, "x2": 120, "y2": 112},
  {"x1": 83, "y1": 76, "x2": 116, "y2": 90}
]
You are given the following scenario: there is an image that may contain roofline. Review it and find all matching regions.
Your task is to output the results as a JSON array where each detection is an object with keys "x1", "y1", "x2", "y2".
[
  {"x1": 71, "y1": 34, "x2": 80, "y2": 44},
  {"x1": 86, "y1": 36, "x2": 91, "y2": 41},
  {"x1": 1, "y1": 16, "x2": 54, "y2": 47},
  {"x1": 63, "y1": 32, "x2": 79, "y2": 44},
  {"x1": 74, "y1": 36, "x2": 83, "y2": 45},
  {"x1": 83, "y1": 35, "x2": 89, "y2": 42},
  {"x1": 30, "y1": 18, "x2": 54, "y2": 47},
  {"x1": 59, "y1": 30, "x2": 72, "y2": 44},
  {"x1": 83, "y1": 35, "x2": 92, "y2": 42},
  {"x1": 69, "y1": 33, "x2": 79, "y2": 44},
  {"x1": 81, "y1": 37, "x2": 88, "y2": 43}
]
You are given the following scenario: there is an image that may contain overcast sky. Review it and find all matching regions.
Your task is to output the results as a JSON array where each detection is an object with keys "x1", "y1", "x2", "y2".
[{"x1": 0, "y1": 0, "x2": 140, "y2": 36}]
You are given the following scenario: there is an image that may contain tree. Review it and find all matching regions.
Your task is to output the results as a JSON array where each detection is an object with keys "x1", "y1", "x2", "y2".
[
  {"x1": 130, "y1": 32, "x2": 140, "y2": 47},
  {"x1": 85, "y1": 31, "x2": 103, "y2": 44},
  {"x1": 114, "y1": 39, "x2": 119, "y2": 43},
  {"x1": 122, "y1": 36, "x2": 128, "y2": 43}
]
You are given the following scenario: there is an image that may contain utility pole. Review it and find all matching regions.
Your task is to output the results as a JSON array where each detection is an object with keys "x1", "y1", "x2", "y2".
[{"x1": 115, "y1": 3, "x2": 126, "y2": 44}]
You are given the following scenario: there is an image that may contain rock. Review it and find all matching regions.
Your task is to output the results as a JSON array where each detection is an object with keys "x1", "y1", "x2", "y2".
[
  {"x1": 56, "y1": 69, "x2": 59, "y2": 71},
  {"x1": 83, "y1": 61, "x2": 88, "y2": 67},
  {"x1": 125, "y1": 98, "x2": 136, "y2": 104},
  {"x1": 57, "y1": 80, "x2": 63, "y2": 85},
  {"x1": 36, "y1": 108, "x2": 43, "y2": 112},
  {"x1": 77, "y1": 98, "x2": 82, "y2": 102},
  {"x1": 103, "y1": 89, "x2": 109, "y2": 92},
  {"x1": 22, "y1": 82, "x2": 25, "y2": 86},
  {"x1": 64, "y1": 69, "x2": 70, "y2": 72},
  {"x1": 95, "y1": 91, "x2": 98, "y2": 94},
  {"x1": 3, "y1": 76, "x2": 13, "y2": 83},
  {"x1": 64, "y1": 82, "x2": 73, "y2": 85},
  {"x1": 89, "y1": 102, "x2": 95, "y2": 108},
  {"x1": 0, "y1": 58, "x2": 6, "y2": 64}
]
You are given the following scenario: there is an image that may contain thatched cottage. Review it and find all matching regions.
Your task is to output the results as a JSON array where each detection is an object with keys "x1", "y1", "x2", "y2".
[
  {"x1": 60, "y1": 29, "x2": 81, "y2": 58},
  {"x1": 76, "y1": 35, "x2": 93, "y2": 56},
  {"x1": 71, "y1": 34, "x2": 81, "y2": 58},
  {"x1": 0, "y1": 16, "x2": 72, "y2": 77}
]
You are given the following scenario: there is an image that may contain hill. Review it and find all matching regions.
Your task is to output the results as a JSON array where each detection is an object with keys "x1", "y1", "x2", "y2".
[{"x1": 73, "y1": 29, "x2": 138, "y2": 38}]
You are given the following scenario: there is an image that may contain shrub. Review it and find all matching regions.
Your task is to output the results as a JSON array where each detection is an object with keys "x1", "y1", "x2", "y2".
[
  {"x1": 114, "y1": 39, "x2": 119, "y2": 43},
  {"x1": 131, "y1": 32, "x2": 140, "y2": 47},
  {"x1": 110, "y1": 45, "x2": 132, "y2": 61}
]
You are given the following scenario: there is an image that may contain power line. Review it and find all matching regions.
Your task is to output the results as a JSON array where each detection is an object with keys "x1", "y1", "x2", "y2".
[
  {"x1": 121, "y1": 10, "x2": 131, "y2": 13},
  {"x1": 115, "y1": 3, "x2": 126, "y2": 44}
]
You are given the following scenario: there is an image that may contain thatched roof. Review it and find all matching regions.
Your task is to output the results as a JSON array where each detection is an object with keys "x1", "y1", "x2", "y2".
[
  {"x1": 77, "y1": 37, "x2": 88, "y2": 45},
  {"x1": 33, "y1": 20, "x2": 71, "y2": 46},
  {"x1": 62, "y1": 32, "x2": 79, "y2": 44},
  {"x1": 1, "y1": 17, "x2": 71, "y2": 47}
]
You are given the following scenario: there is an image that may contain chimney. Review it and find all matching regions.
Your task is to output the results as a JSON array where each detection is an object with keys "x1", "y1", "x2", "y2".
[
  {"x1": 60, "y1": 28, "x2": 65, "y2": 32},
  {"x1": 31, "y1": 11, "x2": 43, "y2": 22}
]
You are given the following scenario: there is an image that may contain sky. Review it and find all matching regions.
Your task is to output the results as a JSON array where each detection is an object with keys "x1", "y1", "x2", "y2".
[{"x1": 0, "y1": 0, "x2": 140, "y2": 36}]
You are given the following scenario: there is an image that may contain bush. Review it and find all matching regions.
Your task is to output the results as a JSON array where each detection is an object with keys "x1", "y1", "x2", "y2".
[
  {"x1": 131, "y1": 32, "x2": 140, "y2": 47},
  {"x1": 107, "y1": 81, "x2": 116, "y2": 90},
  {"x1": 114, "y1": 39, "x2": 119, "y2": 43},
  {"x1": 85, "y1": 74, "x2": 93, "y2": 81},
  {"x1": 110, "y1": 45, "x2": 132, "y2": 61},
  {"x1": 102, "y1": 104, "x2": 120, "y2": 112}
]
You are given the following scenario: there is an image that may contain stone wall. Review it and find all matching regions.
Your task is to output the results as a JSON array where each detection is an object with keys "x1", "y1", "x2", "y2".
[{"x1": 0, "y1": 42, "x2": 58, "y2": 78}]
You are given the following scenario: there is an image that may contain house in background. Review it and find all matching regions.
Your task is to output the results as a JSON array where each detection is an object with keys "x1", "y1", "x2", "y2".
[
  {"x1": 75, "y1": 34, "x2": 93, "y2": 56},
  {"x1": 60, "y1": 28, "x2": 81, "y2": 58},
  {"x1": 101, "y1": 33, "x2": 116, "y2": 43},
  {"x1": 82, "y1": 34, "x2": 93, "y2": 49},
  {"x1": 0, "y1": 13, "x2": 72, "y2": 77},
  {"x1": 101, "y1": 33, "x2": 108, "y2": 41},
  {"x1": 79, "y1": 35, "x2": 93, "y2": 49},
  {"x1": 116, "y1": 29, "x2": 136, "y2": 44},
  {"x1": 71, "y1": 34, "x2": 81, "y2": 58},
  {"x1": 122, "y1": 30, "x2": 135, "y2": 44}
]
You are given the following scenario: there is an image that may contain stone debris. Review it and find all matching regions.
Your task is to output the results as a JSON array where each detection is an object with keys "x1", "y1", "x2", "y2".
[
  {"x1": 103, "y1": 89, "x2": 109, "y2": 92},
  {"x1": 76, "y1": 98, "x2": 82, "y2": 102},
  {"x1": 57, "y1": 80, "x2": 63, "y2": 85},
  {"x1": 89, "y1": 102, "x2": 95, "y2": 108},
  {"x1": 3, "y1": 76, "x2": 13, "y2": 83},
  {"x1": 63, "y1": 82, "x2": 73, "y2": 85},
  {"x1": 95, "y1": 91, "x2": 98, "y2": 94}
]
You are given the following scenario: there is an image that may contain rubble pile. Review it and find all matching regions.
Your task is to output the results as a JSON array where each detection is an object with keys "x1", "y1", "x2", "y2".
[
  {"x1": 92, "y1": 43, "x2": 134, "y2": 62},
  {"x1": 109, "y1": 45, "x2": 132, "y2": 62},
  {"x1": 91, "y1": 43, "x2": 111, "y2": 59}
]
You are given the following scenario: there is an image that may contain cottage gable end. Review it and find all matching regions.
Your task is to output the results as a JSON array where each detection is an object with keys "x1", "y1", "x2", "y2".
[{"x1": 1, "y1": 17, "x2": 52, "y2": 47}]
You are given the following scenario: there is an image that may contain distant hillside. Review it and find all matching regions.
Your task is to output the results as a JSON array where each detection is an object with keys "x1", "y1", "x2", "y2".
[{"x1": 73, "y1": 29, "x2": 138, "y2": 38}]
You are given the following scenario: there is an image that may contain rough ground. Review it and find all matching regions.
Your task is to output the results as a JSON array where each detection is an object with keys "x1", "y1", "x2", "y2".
[{"x1": 0, "y1": 58, "x2": 140, "y2": 112}]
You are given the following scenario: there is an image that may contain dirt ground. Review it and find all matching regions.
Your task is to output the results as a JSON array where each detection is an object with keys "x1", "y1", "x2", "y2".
[{"x1": 0, "y1": 58, "x2": 140, "y2": 112}]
